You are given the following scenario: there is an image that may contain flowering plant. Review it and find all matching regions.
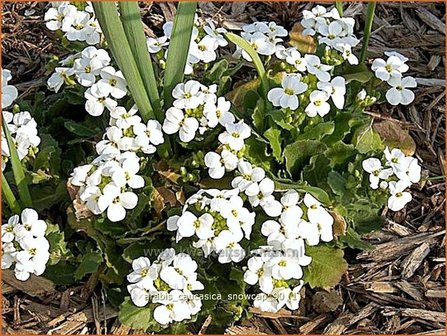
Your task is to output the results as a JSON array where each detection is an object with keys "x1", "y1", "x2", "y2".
[{"x1": 1, "y1": 1, "x2": 423, "y2": 333}]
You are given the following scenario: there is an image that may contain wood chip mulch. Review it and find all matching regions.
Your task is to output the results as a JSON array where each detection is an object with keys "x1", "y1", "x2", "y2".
[{"x1": 1, "y1": 2, "x2": 445, "y2": 335}]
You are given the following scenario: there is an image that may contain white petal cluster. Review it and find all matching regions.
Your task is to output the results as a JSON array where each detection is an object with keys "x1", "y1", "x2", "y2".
[
  {"x1": 372, "y1": 52, "x2": 416, "y2": 106},
  {"x1": 147, "y1": 19, "x2": 227, "y2": 75},
  {"x1": 1, "y1": 209, "x2": 50, "y2": 281},
  {"x1": 44, "y1": 2, "x2": 101, "y2": 45},
  {"x1": 47, "y1": 46, "x2": 127, "y2": 117},
  {"x1": 245, "y1": 247, "x2": 307, "y2": 313},
  {"x1": 2, "y1": 68, "x2": 18, "y2": 109},
  {"x1": 2, "y1": 71, "x2": 41, "y2": 172},
  {"x1": 167, "y1": 189, "x2": 255, "y2": 263},
  {"x1": 301, "y1": 5, "x2": 359, "y2": 64},
  {"x1": 70, "y1": 151, "x2": 144, "y2": 222},
  {"x1": 267, "y1": 55, "x2": 346, "y2": 116},
  {"x1": 163, "y1": 80, "x2": 234, "y2": 142},
  {"x1": 236, "y1": 21, "x2": 287, "y2": 61},
  {"x1": 127, "y1": 249, "x2": 203, "y2": 325},
  {"x1": 362, "y1": 147, "x2": 421, "y2": 211}
]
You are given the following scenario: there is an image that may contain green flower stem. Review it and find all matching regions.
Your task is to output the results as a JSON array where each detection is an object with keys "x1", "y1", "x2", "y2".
[
  {"x1": 335, "y1": 2, "x2": 344, "y2": 16},
  {"x1": 360, "y1": 2, "x2": 377, "y2": 63},
  {"x1": 2, "y1": 173, "x2": 22, "y2": 213}
]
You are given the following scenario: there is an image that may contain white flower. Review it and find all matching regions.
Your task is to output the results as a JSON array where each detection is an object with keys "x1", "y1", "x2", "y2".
[
  {"x1": 172, "y1": 80, "x2": 203, "y2": 109},
  {"x1": 298, "y1": 218, "x2": 333, "y2": 246},
  {"x1": 205, "y1": 150, "x2": 238, "y2": 179},
  {"x1": 162, "y1": 107, "x2": 199, "y2": 142},
  {"x1": 14, "y1": 236, "x2": 50, "y2": 280},
  {"x1": 109, "y1": 157, "x2": 145, "y2": 189},
  {"x1": 254, "y1": 293, "x2": 280, "y2": 312},
  {"x1": 388, "y1": 180, "x2": 412, "y2": 211},
  {"x1": 2, "y1": 69, "x2": 18, "y2": 108},
  {"x1": 305, "y1": 55, "x2": 332, "y2": 82},
  {"x1": 267, "y1": 74, "x2": 308, "y2": 110},
  {"x1": 385, "y1": 76, "x2": 417, "y2": 106},
  {"x1": 153, "y1": 290, "x2": 191, "y2": 325},
  {"x1": 204, "y1": 20, "x2": 228, "y2": 47},
  {"x1": 395, "y1": 157, "x2": 421, "y2": 184},
  {"x1": 85, "y1": 85, "x2": 117, "y2": 116},
  {"x1": 13, "y1": 208, "x2": 47, "y2": 240},
  {"x1": 191, "y1": 35, "x2": 218, "y2": 63},
  {"x1": 97, "y1": 184, "x2": 138, "y2": 222},
  {"x1": 317, "y1": 76, "x2": 346, "y2": 109},
  {"x1": 244, "y1": 256, "x2": 271, "y2": 285},
  {"x1": 127, "y1": 281, "x2": 156, "y2": 307},
  {"x1": 213, "y1": 230, "x2": 245, "y2": 263},
  {"x1": 2, "y1": 215, "x2": 19, "y2": 243},
  {"x1": 305, "y1": 90, "x2": 331, "y2": 117},
  {"x1": 372, "y1": 56, "x2": 409, "y2": 81},
  {"x1": 176, "y1": 212, "x2": 214, "y2": 241},
  {"x1": 279, "y1": 190, "x2": 303, "y2": 225},
  {"x1": 285, "y1": 49, "x2": 307, "y2": 72},
  {"x1": 110, "y1": 105, "x2": 141, "y2": 129},
  {"x1": 147, "y1": 36, "x2": 169, "y2": 53},
  {"x1": 133, "y1": 119, "x2": 164, "y2": 154},
  {"x1": 265, "y1": 255, "x2": 303, "y2": 280},
  {"x1": 96, "y1": 66, "x2": 127, "y2": 99},
  {"x1": 47, "y1": 67, "x2": 75, "y2": 92},
  {"x1": 203, "y1": 97, "x2": 234, "y2": 128},
  {"x1": 44, "y1": 4, "x2": 77, "y2": 31},
  {"x1": 384, "y1": 147, "x2": 406, "y2": 172},
  {"x1": 232, "y1": 161, "x2": 266, "y2": 194},
  {"x1": 303, "y1": 193, "x2": 330, "y2": 225},
  {"x1": 218, "y1": 121, "x2": 251, "y2": 151},
  {"x1": 248, "y1": 32, "x2": 276, "y2": 56},
  {"x1": 362, "y1": 158, "x2": 394, "y2": 189},
  {"x1": 127, "y1": 257, "x2": 158, "y2": 284},
  {"x1": 160, "y1": 253, "x2": 198, "y2": 290}
]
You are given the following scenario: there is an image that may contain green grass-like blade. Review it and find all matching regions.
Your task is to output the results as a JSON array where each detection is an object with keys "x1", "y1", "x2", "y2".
[
  {"x1": 92, "y1": 2, "x2": 155, "y2": 121},
  {"x1": 225, "y1": 32, "x2": 269, "y2": 98},
  {"x1": 335, "y1": 2, "x2": 344, "y2": 16},
  {"x1": 163, "y1": 1, "x2": 197, "y2": 108},
  {"x1": 2, "y1": 113, "x2": 32, "y2": 208},
  {"x1": 2, "y1": 173, "x2": 21, "y2": 213},
  {"x1": 360, "y1": 2, "x2": 377, "y2": 63},
  {"x1": 119, "y1": 1, "x2": 162, "y2": 119}
]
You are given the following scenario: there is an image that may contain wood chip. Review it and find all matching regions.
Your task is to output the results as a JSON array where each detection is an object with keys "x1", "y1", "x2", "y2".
[
  {"x1": 323, "y1": 313, "x2": 354, "y2": 334},
  {"x1": 401, "y1": 242, "x2": 431, "y2": 278},
  {"x1": 2, "y1": 270, "x2": 55, "y2": 298},
  {"x1": 299, "y1": 314, "x2": 330, "y2": 334},
  {"x1": 401, "y1": 308, "x2": 445, "y2": 322},
  {"x1": 226, "y1": 326, "x2": 267, "y2": 335},
  {"x1": 416, "y1": 8, "x2": 446, "y2": 34}
]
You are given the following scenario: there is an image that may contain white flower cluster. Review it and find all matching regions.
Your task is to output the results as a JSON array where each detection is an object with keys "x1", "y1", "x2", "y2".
[
  {"x1": 246, "y1": 248, "x2": 306, "y2": 313},
  {"x1": 167, "y1": 189, "x2": 255, "y2": 263},
  {"x1": 243, "y1": 191, "x2": 334, "y2": 313},
  {"x1": 47, "y1": 46, "x2": 128, "y2": 117},
  {"x1": 162, "y1": 80, "x2": 234, "y2": 142},
  {"x1": 372, "y1": 52, "x2": 417, "y2": 106},
  {"x1": 236, "y1": 21, "x2": 288, "y2": 61},
  {"x1": 2, "y1": 69, "x2": 41, "y2": 171},
  {"x1": 362, "y1": 147, "x2": 421, "y2": 211},
  {"x1": 44, "y1": 2, "x2": 101, "y2": 45},
  {"x1": 2, "y1": 209, "x2": 50, "y2": 281},
  {"x1": 301, "y1": 5, "x2": 359, "y2": 65},
  {"x1": 70, "y1": 151, "x2": 144, "y2": 222},
  {"x1": 127, "y1": 249, "x2": 203, "y2": 325},
  {"x1": 267, "y1": 67, "x2": 346, "y2": 117},
  {"x1": 148, "y1": 19, "x2": 228, "y2": 75}
]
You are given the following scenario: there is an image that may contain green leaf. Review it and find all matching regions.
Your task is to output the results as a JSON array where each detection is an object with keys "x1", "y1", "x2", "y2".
[
  {"x1": 118, "y1": 297, "x2": 153, "y2": 331},
  {"x1": 163, "y1": 1, "x2": 198, "y2": 108},
  {"x1": 325, "y1": 141, "x2": 356, "y2": 166},
  {"x1": 263, "y1": 127, "x2": 282, "y2": 163},
  {"x1": 324, "y1": 112, "x2": 354, "y2": 144},
  {"x1": 244, "y1": 137, "x2": 273, "y2": 172},
  {"x1": 302, "y1": 154, "x2": 331, "y2": 187},
  {"x1": 225, "y1": 32, "x2": 269, "y2": 98},
  {"x1": 297, "y1": 121, "x2": 335, "y2": 141},
  {"x1": 342, "y1": 64, "x2": 373, "y2": 83},
  {"x1": 92, "y1": 2, "x2": 155, "y2": 121},
  {"x1": 353, "y1": 125, "x2": 384, "y2": 154},
  {"x1": 46, "y1": 223, "x2": 70, "y2": 265},
  {"x1": 1, "y1": 174, "x2": 21, "y2": 213},
  {"x1": 266, "y1": 110, "x2": 294, "y2": 130},
  {"x1": 251, "y1": 97, "x2": 265, "y2": 132},
  {"x1": 74, "y1": 251, "x2": 104, "y2": 280},
  {"x1": 119, "y1": 2, "x2": 161, "y2": 116},
  {"x1": 338, "y1": 227, "x2": 373, "y2": 250},
  {"x1": 275, "y1": 180, "x2": 331, "y2": 205},
  {"x1": 205, "y1": 59, "x2": 229, "y2": 82},
  {"x1": 43, "y1": 261, "x2": 77, "y2": 285},
  {"x1": 327, "y1": 171, "x2": 347, "y2": 196},
  {"x1": 284, "y1": 140, "x2": 327, "y2": 178},
  {"x1": 304, "y1": 245, "x2": 348, "y2": 288},
  {"x1": 2, "y1": 113, "x2": 32, "y2": 207},
  {"x1": 64, "y1": 120, "x2": 99, "y2": 137},
  {"x1": 30, "y1": 181, "x2": 68, "y2": 211}
]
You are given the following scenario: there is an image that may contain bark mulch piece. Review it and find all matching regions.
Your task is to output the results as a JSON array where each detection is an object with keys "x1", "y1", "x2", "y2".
[{"x1": 1, "y1": 1, "x2": 445, "y2": 334}]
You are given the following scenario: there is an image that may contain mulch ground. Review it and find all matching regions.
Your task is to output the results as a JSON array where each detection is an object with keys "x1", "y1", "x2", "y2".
[{"x1": 1, "y1": 2, "x2": 445, "y2": 335}]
